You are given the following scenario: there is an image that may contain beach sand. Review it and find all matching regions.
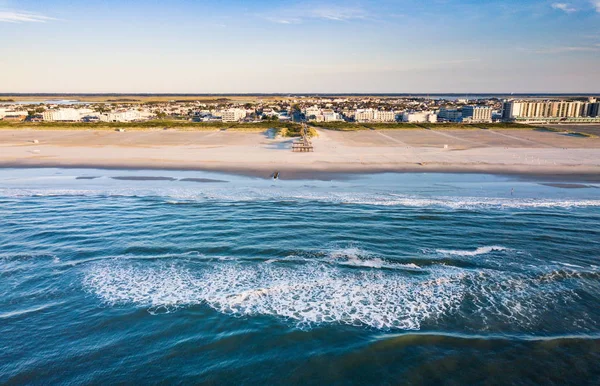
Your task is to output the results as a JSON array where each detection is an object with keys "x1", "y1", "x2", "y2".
[{"x1": 1, "y1": 128, "x2": 600, "y2": 180}]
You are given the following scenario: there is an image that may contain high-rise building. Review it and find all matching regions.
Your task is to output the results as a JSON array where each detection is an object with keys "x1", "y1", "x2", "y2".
[
  {"x1": 354, "y1": 109, "x2": 396, "y2": 122},
  {"x1": 438, "y1": 107, "x2": 462, "y2": 122},
  {"x1": 374, "y1": 110, "x2": 397, "y2": 122},
  {"x1": 461, "y1": 106, "x2": 492, "y2": 123},
  {"x1": 502, "y1": 100, "x2": 600, "y2": 122},
  {"x1": 221, "y1": 108, "x2": 247, "y2": 122},
  {"x1": 355, "y1": 109, "x2": 375, "y2": 122}
]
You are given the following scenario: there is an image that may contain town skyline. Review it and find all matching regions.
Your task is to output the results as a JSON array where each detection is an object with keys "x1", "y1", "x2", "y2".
[{"x1": 1, "y1": 0, "x2": 600, "y2": 93}]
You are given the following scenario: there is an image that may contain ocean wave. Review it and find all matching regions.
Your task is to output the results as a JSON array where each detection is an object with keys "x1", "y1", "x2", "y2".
[
  {"x1": 82, "y1": 259, "x2": 466, "y2": 330},
  {"x1": 326, "y1": 247, "x2": 421, "y2": 270},
  {"x1": 2, "y1": 187, "x2": 600, "y2": 209},
  {"x1": 81, "y1": 255, "x2": 596, "y2": 332},
  {"x1": 433, "y1": 246, "x2": 510, "y2": 257}
]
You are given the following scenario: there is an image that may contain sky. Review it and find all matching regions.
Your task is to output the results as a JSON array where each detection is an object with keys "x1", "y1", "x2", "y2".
[{"x1": 0, "y1": 0, "x2": 599, "y2": 93}]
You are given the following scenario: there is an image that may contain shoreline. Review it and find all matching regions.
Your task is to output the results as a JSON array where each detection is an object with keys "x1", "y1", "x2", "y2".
[
  {"x1": 2, "y1": 128, "x2": 600, "y2": 182},
  {"x1": 2, "y1": 161, "x2": 600, "y2": 182}
]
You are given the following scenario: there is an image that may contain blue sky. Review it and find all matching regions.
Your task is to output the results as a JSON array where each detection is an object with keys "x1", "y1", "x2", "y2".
[{"x1": 0, "y1": 0, "x2": 599, "y2": 93}]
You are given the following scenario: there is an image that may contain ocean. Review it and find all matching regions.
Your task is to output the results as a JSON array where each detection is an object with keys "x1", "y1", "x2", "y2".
[{"x1": 1, "y1": 169, "x2": 599, "y2": 384}]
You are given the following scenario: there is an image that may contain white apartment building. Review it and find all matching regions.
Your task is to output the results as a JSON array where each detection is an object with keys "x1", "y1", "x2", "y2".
[
  {"x1": 304, "y1": 106, "x2": 322, "y2": 120},
  {"x1": 354, "y1": 109, "x2": 397, "y2": 122},
  {"x1": 374, "y1": 110, "x2": 397, "y2": 122},
  {"x1": 461, "y1": 106, "x2": 492, "y2": 123},
  {"x1": 221, "y1": 108, "x2": 247, "y2": 122},
  {"x1": 42, "y1": 108, "x2": 94, "y2": 122},
  {"x1": 503, "y1": 100, "x2": 600, "y2": 122},
  {"x1": 303, "y1": 106, "x2": 343, "y2": 122},
  {"x1": 402, "y1": 111, "x2": 438, "y2": 123},
  {"x1": 0, "y1": 108, "x2": 29, "y2": 119},
  {"x1": 355, "y1": 109, "x2": 375, "y2": 122},
  {"x1": 320, "y1": 109, "x2": 343, "y2": 122},
  {"x1": 99, "y1": 110, "x2": 146, "y2": 122}
]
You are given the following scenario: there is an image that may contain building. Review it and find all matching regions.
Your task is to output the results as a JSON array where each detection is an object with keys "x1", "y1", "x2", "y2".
[
  {"x1": 303, "y1": 106, "x2": 323, "y2": 120},
  {"x1": 221, "y1": 108, "x2": 247, "y2": 122},
  {"x1": 355, "y1": 109, "x2": 375, "y2": 122},
  {"x1": 355, "y1": 109, "x2": 396, "y2": 122},
  {"x1": 0, "y1": 108, "x2": 29, "y2": 119},
  {"x1": 3, "y1": 114, "x2": 27, "y2": 121},
  {"x1": 100, "y1": 110, "x2": 144, "y2": 122},
  {"x1": 374, "y1": 110, "x2": 397, "y2": 122},
  {"x1": 461, "y1": 106, "x2": 492, "y2": 123},
  {"x1": 502, "y1": 100, "x2": 600, "y2": 122},
  {"x1": 438, "y1": 107, "x2": 462, "y2": 122},
  {"x1": 402, "y1": 111, "x2": 437, "y2": 123},
  {"x1": 42, "y1": 108, "x2": 85, "y2": 122},
  {"x1": 42, "y1": 108, "x2": 96, "y2": 122}
]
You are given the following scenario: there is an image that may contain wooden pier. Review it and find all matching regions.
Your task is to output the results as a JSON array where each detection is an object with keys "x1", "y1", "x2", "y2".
[{"x1": 292, "y1": 123, "x2": 314, "y2": 152}]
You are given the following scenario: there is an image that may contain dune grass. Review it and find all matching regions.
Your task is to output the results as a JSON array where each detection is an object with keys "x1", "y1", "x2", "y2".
[
  {"x1": 310, "y1": 122, "x2": 537, "y2": 130},
  {"x1": 0, "y1": 120, "x2": 303, "y2": 132}
]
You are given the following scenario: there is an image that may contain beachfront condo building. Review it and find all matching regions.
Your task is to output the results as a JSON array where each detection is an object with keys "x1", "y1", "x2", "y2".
[
  {"x1": 355, "y1": 109, "x2": 397, "y2": 122},
  {"x1": 42, "y1": 108, "x2": 94, "y2": 122},
  {"x1": 462, "y1": 106, "x2": 492, "y2": 123},
  {"x1": 303, "y1": 106, "x2": 343, "y2": 122},
  {"x1": 304, "y1": 106, "x2": 322, "y2": 120},
  {"x1": 221, "y1": 108, "x2": 247, "y2": 122},
  {"x1": 502, "y1": 100, "x2": 600, "y2": 122},
  {"x1": 438, "y1": 107, "x2": 462, "y2": 122},
  {"x1": 100, "y1": 110, "x2": 146, "y2": 122},
  {"x1": 321, "y1": 110, "x2": 343, "y2": 122},
  {"x1": 374, "y1": 110, "x2": 397, "y2": 122},
  {"x1": 355, "y1": 109, "x2": 375, "y2": 122},
  {"x1": 402, "y1": 111, "x2": 438, "y2": 123},
  {"x1": 0, "y1": 108, "x2": 29, "y2": 119}
]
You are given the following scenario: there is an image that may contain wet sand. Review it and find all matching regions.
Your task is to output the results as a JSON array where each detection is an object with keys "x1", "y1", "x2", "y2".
[{"x1": 1, "y1": 128, "x2": 600, "y2": 180}]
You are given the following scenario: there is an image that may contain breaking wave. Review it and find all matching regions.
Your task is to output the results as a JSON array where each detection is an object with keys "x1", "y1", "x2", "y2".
[
  {"x1": 81, "y1": 250, "x2": 598, "y2": 332},
  {"x1": 434, "y1": 246, "x2": 510, "y2": 257},
  {"x1": 2, "y1": 187, "x2": 600, "y2": 209},
  {"x1": 82, "y1": 259, "x2": 466, "y2": 330}
]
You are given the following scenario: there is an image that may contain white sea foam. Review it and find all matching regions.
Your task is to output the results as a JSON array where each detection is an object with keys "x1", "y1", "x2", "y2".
[
  {"x1": 434, "y1": 246, "x2": 510, "y2": 257},
  {"x1": 2, "y1": 187, "x2": 600, "y2": 209},
  {"x1": 326, "y1": 247, "x2": 420, "y2": 270},
  {"x1": 83, "y1": 259, "x2": 465, "y2": 330},
  {"x1": 82, "y1": 254, "x2": 593, "y2": 331}
]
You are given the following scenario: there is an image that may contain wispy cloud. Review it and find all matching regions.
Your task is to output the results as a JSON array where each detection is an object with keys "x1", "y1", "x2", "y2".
[
  {"x1": 310, "y1": 6, "x2": 366, "y2": 21},
  {"x1": 592, "y1": 0, "x2": 600, "y2": 12},
  {"x1": 263, "y1": 3, "x2": 368, "y2": 24},
  {"x1": 0, "y1": 10, "x2": 55, "y2": 23},
  {"x1": 551, "y1": 2, "x2": 577, "y2": 12},
  {"x1": 522, "y1": 44, "x2": 600, "y2": 54}
]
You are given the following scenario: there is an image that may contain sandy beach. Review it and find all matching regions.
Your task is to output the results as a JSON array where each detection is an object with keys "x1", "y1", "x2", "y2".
[{"x1": 1, "y1": 128, "x2": 600, "y2": 179}]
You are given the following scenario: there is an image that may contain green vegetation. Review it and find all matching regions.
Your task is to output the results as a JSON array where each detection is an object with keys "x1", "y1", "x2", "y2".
[
  {"x1": 0, "y1": 119, "x2": 303, "y2": 132},
  {"x1": 363, "y1": 123, "x2": 423, "y2": 130},
  {"x1": 477, "y1": 123, "x2": 537, "y2": 129},
  {"x1": 564, "y1": 132, "x2": 593, "y2": 138},
  {"x1": 275, "y1": 125, "x2": 317, "y2": 138},
  {"x1": 308, "y1": 122, "x2": 370, "y2": 131},
  {"x1": 309, "y1": 122, "x2": 539, "y2": 131},
  {"x1": 418, "y1": 123, "x2": 483, "y2": 130},
  {"x1": 0, "y1": 119, "x2": 551, "y2": 136}
]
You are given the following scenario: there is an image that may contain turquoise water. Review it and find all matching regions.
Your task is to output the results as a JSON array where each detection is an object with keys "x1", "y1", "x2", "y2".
[{"x1": 1, "y1": 169, "x2": 599, "y2": 384}]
